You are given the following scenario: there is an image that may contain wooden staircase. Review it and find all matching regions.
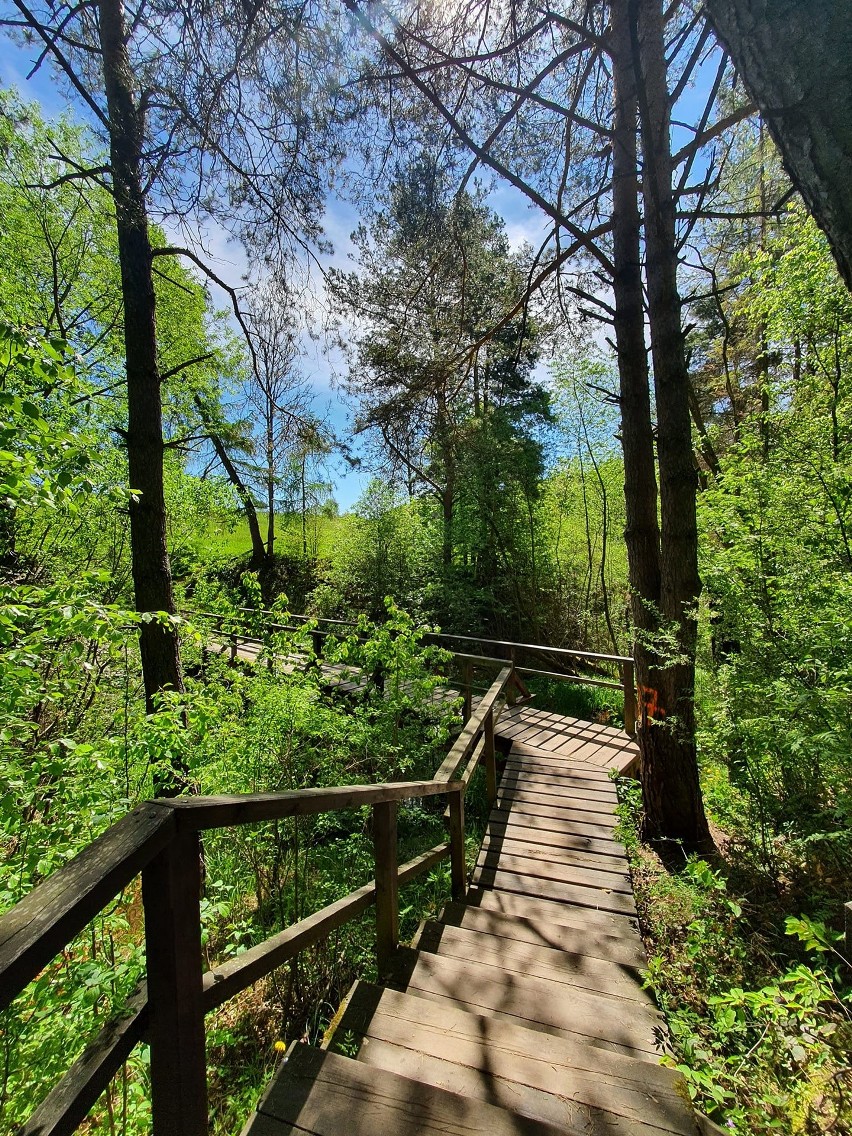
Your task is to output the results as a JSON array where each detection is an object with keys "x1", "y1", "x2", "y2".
[{"x1": 241, "y1": 742, "x2": 702, "y2": 1136}]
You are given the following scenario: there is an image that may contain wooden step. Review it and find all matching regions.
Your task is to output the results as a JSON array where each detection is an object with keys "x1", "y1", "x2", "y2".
[
  {"x1": 484, "y1": 817, "x2": 626, "y2": 859},
  {"x1": 440, "y1": 900, "x2": 647, "y2": 968},
  {"x1": 463, "y1": 886, "x2": 641, "y2": 935},
  {"x1": 394, "y1": 947, "x2": 663, "y2": 1058},
  {"x1": 501, "y1": 760, "x2": 621, "y2": 790},
  {"x1": 499, "y1": 775, "x2": 619, "y2": 813},
  {"x1": 479, "y1": 831, "x2": 628, "y2": 873},
  {"x1": 413, "y1": 920, "x2": 651, "y2": 1004},
  {"x1": 329, "y1": 981, "x2": 697, "y2": 1136},
  {"x1": 496, "y1": 784, "x2": 620, "y2": 822},
  {"x1": 473, "y1": 864, "x2": 639, "y2": 916},
  {"x1": 497, "y1": 782, "x2": 618, "y2": 817},
  {"x1": 508, "y1": 743, "x2": 620, "y2": 773},
  {"x1": 490, "y1": 801, "x2": 619, "y2": 837},
  {"x1": 245, "y1": 1043, "x2": 567, "y2": 1136},
  {"x1": 476, "y1": 845, "x2": 633, "y2": 892}
]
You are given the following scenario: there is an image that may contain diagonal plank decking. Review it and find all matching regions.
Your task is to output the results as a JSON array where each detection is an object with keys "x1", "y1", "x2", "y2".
[{"x1": 241, "y1": 713, "x2": 703, "y2": 1136}]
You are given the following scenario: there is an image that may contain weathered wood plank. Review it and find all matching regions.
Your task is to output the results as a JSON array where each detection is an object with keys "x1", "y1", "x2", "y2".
[
  {"x1": 373, "y1": 801, "x2": 399, "y2": 977},
  {"x1": 143, "y1": 828, "x2": 208, "y2": 1136},
  {"x1": 356, "y1": 1040, "x2": 677, "y2": 1136},
  {"x1": 448, "y1": 791, "x2": 467, "y2": 901},
  {"x1": 162, "y1": 779, "x2": 460, "y2": 831},
  {"x1": 504, "y1": 747, "x2": 617, "y2": 778},
  {"x1": 401, "y1": 950, "x2": 662, "y2": 1058},
  {"x1": 415, "y1": 921, "x2": 650, "y2": 1004},
  {"x1": 0, "y1": 804, "x2": 174, "y2": 1012},
  {"x1": 439, "y1": 902, "x2": 646, "y2": 968},
  {"x1": 500, "y1": 767, "x2": 618, "y2": 801},
  {"x1": 479, "y1": 834, "x2": 627, "y2": 874},
  {"x1": 463, "y1": 886, "x2": 641, "y2": 935},
  {"x1": 481, "y1": 840, "x2": 636, "y2": 881},
  {"x1": 484, "y1": 818, "x2": 625, "y2": 858},
  {"x1": 473, "y1": 867, "x2": 637, "y2": 916},
  {"x1": 491, "y1": 800, "x2": 619, "y2": 835},
  {"x1": 337, "y1": 982, "x2": 679, "y2": 1096},
  {"x1": 20, "y1": 984, "x2": 148, "y2": 1136},
  {"x1": 257, "y1": 1045, "x2": 568, "y2": 1136},
  {"x1": 497, "y1": 784, "x2": 618, "y2": 818}
]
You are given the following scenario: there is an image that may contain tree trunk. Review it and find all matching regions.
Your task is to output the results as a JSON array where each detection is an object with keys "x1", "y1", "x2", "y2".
[
  {"x1": 633, "y1": 0, "x2": 711, "y2": 848},
  {"x1": 705, "y1": 0, "x2": 852, "y2": 293},
  {"x1": 266, "y1": 413, "x2": 275, "y2": 560},
  {"x1": 193, "y1": 395, "x2": 266, "y2": 570},
  {"x1": 99, "y1": 0, "x2": 185, "y2": 750}
]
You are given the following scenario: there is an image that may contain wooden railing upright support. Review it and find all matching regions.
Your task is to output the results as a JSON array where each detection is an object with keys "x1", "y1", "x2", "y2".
[
  {"x1": 448, "y1": 789, "x2": 467, "y2": 901},
  {"x1": 622, "y1": 660, "x2": 637, "y2": 737},
  {"x1": 484, "y1": 708, "x2": 497, "y2": 807},
  {"x1": 373, "y1": 801, "x2": 399, "y2": 977},
  {"x1": 505, "y1": 648, "x2": 518, "y2": 706},
  {"x1": 311, "y1": 628, "x2": 324, "y2": 662},
  {"x1": 845, "y1": 901, "x2": 852, "y2": 959},
  {"x1": 143, "y1": 828, "x2": 208, "y2": 1136},
  {"x1": 229, "y1": 630, "x2": 238, "y2": 665},
  {"x1": 462, "y1": 660, "x2": 473, "y2": 723}
]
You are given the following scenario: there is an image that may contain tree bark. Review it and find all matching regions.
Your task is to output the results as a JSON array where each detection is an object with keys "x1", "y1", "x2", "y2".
[
  {"x1": 632, "y1": 0, "x2": 711, "y2": 848},
  {"x1": 99, "y1": 0, "x2": 185, "y2": 744},
  {"x1": 705, "y1": 0, "x2": 852, "y2": 293}
]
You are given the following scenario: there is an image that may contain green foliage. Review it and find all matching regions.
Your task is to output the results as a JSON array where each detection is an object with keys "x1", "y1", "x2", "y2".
[
  {"x1": 698, "y1": 207, "x2": 852, "y2": 862},
  {"x1": 619, "y1": 792, "x2": 852, "y2": 1134}
]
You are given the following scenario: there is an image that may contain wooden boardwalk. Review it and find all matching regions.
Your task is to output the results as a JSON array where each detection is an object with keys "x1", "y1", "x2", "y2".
[{"x1": 242, "y1": 721, "x2": 703, "y2": 1136}]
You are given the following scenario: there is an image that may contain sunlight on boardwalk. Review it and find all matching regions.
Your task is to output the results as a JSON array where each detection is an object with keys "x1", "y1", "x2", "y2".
[{"x1": 241, "y1": 710, "x2": 702, "y2": 1136}]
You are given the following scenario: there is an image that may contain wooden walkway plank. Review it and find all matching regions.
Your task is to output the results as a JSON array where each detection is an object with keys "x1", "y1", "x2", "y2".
[
  {"x1": 413, "y1": 921, "x2": 651, "y2": 1004},
  {"x1": 475, "y1": 849, "x2": 634, "y2": 893},
  {"x1": 398, "y1": 949, "x2": 663, "y2": 1058},
  {"x1": 479, "y1": 833, "x2": 630, "y2": 873},
  {"x1": 243, "y1": 702, "x2": 700, "y2": 1136},
  {"x1": 473, "y1": 868, "x2": 639, "y2": 917},
  {"x1": 256, "y1": 1045, "x2": 568, "y2": 1136},
  {"x1": 439, "y1": 901, "x2": 647, "y2": 968}
]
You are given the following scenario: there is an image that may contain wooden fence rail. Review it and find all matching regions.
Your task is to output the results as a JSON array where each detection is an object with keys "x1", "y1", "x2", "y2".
[
  {"x1": 3, "y1": 664, "x2": 513, "y2": 1136},
  {"x1": 184, "y1": 606, "x2": 637, "y2": 736}
]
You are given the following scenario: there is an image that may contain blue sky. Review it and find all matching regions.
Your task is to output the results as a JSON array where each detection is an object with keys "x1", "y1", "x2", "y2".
[
  {"x1": 2, "y1": 26, "x2": 721, "y2": 510},
  {"x1": 1, "y1": 32, "x2": 552, "y2": 511}
]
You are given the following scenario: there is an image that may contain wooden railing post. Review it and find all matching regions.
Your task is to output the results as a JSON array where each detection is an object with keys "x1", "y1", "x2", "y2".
[
  {"x1": 311, "y1": 628, "x2": 323, "y2": 662},
  {"x1": 373, "y1": 800, "x2": 399, "y2": 977},
  {"x1": 143, "y1": 828, "x2": 208, "y2": 1136},
  {"x1": 622, "y1": 659, "x2": 637, "y2": 737},
  {"x1": 229, "y1": 630, "x2": 238, "y2": 665},
  {"x1": 462, "y1": 661, "x2": 473, "y2": 723},
  {"x1": 448, "y1": 788, "x2": 467, "y2": 901},
  {"x1": 484, "y1": 708, "x2": 497, "y2": 807},
  {"x1": 506, "y1": 647, "x2": 518, "y2": 706},
  {"x1": 845, "y1": 901, "x2": 852, "y2": 959}
]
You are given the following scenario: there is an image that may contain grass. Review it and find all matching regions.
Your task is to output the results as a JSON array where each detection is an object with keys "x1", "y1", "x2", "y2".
[
  {"x1": 198, "y1": 513, "x2": 346, "y2": 561},
  {"x1": 525, "y1": 673, "x2": 625, "y2": 726}
]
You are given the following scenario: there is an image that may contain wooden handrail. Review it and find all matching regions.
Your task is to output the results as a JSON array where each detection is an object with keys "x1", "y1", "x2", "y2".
[
  {"x1": 160, "y1": 779, "x2": 459, "y2": 830},
  {"x1": 202, "y1": 606, "x2": 634, "y2": 666},
  {"x1": 1, "y1": 747, "x2": 491, "y2": 1134},
  {"x1": 434, "y1": 668, "x2": 510, "y2": 782},
  {"x1": 186, "y1": 606, "x2": 637, "y2": 736},
  {"x1": 0, "y1": 804, "x2": 175, "y2": 1013},
  {"x1": 5, "y1": 613, "x2": 639, "y2": 1136}
]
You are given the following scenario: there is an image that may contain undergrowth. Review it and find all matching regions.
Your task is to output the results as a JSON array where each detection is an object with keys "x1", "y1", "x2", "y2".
[{"x1": 615, "y1": 778, "x2": 852, "y2": 1134}]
